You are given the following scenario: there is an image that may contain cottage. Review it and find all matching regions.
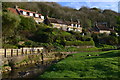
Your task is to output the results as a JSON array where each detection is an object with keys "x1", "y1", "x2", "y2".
[
  {"x1": 65, "y1": 21, "x2": 82, "y2": 32},
  {"x1": 7, "y1": 6, "x2": 82, "y2": 32},
  {"x1": 89, "y1": 22, "x2": 117, "y2": 35},
  {"x1": 45, "y1": 17, "x2": 68, "y2": 31},
  {"x1": 7, "y1": 6, "x2": 44, "y2": 24},
  {"x1": 97, "y1": 25, "x2": 111, "y2": 34},
  {"x1": 44, "y1": 17, "x2": 82, "y2": 32}
]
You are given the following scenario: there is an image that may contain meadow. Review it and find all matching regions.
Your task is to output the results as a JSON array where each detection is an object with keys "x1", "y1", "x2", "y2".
[{"x1": 39, "y1": 50, "x2": 120, "y2": 78}]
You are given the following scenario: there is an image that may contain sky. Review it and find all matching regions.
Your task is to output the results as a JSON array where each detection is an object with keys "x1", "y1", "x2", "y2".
[
  {"x1": 118, "y1": 1, "x2": 120, "y2": 13},
  {"x1": 27, "y1": 0, "x2": 120, "y2": 12},
  {"x1": 1, "y1": 0, "x2": 120, "y2": 12},
  {"x1": 57, "y1": 2, "x2": 119, "y2": 12}
]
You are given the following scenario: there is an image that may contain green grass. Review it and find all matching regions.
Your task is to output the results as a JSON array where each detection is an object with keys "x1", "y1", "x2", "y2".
[
  {"x1": 55, "y1": 47, "x2": 101, "y2": 52},
  {"x1": 39, "y1": 50, "x2": 120, "y2": 78}
]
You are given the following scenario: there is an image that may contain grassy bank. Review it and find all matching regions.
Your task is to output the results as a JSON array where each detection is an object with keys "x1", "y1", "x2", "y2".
[{"x1": 39, "y1": 50, "x2": 120, "y2": 78}]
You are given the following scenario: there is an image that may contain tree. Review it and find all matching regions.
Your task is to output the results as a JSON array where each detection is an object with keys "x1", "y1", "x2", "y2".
[
  {"x1": 19, "y1": 16, "x2": 36, "y2": 32},
  {"x1": 99, "y1": 36, "x2": 118, "y2": 45},
  {"x1": 2, "y1": 11, "x2": 21, "y2": 43}
]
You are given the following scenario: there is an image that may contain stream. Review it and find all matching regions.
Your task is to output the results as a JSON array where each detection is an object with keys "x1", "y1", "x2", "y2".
[{"x1": 2, "y1": 59, "x2": 60, "y2": 79}]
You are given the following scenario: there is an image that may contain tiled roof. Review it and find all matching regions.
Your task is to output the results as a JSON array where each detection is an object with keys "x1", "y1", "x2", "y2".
[
  {"x1": 97, "y1": 25, "x2": 110, "y2": 30},
  {"x1": 56, "y1": 19, "x2": 64, "y2": 24},
  {"x1": 7, "y1": 8, "x2": 42, "y2": 16},
  {"x1": 7, "y1": 8, "x2": 19, "y2": 15},
  {"x1": 17, "y1": 8, "x2": 36, "y2": 13},
  {"x1": 48, "y1": 18, "x2": 81, "y2": 25},
  {"x1": 17, "y1": 8, "x2": 42, "y2": 15},
  {"x1": 48, "y1": 18, "x2": 65, "y2": 24},
  {"x1": 48, "y1": 18, "x2": 58, "y2": 23},
  {"x1": 90, "y1": 23, "x2": 117, "y2": 33},
  {"x1": 65, "y1": 21, "x2": 80, "y2": 25}
]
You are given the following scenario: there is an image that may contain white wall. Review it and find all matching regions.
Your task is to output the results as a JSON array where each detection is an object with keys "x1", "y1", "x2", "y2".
[
  {"x1": 75, "y1": 24, "x2": 77, "y2": 27},
  {"x1": 100, "y1": 30, "x2": 111, "y2": 34},
  {"x1": 23, "y1": 11, "x2": 27, "y2": 15},
  {"x1": 41, "y1": 16, "x2": 44, "y2": 19},
  {"x1": 35, "y1": 14, "x2": 39, "y2": 17},
  {"x1": 78, "y1": 25, "x2": 81, "y2": 27},
  {"x1": 29, "y1": 13, "x2": 33, "y2": 16},
  {"x1": 71, "y1": 24, "x2": 73, "y2": 27},
  {"x1": 68, "y1": 28, "x2": 73, "y2": 31}
]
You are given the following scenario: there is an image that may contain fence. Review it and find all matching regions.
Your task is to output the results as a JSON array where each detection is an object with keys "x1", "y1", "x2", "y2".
[{"x1": 0, "y1": 47, "x2": 44, "y2": 58}]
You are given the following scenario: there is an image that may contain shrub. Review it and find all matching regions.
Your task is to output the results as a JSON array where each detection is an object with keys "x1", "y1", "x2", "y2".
[
  {"x1": 19, "y1": 16, "x2": 36, "y2": 32},
  {"x1": 3, "y1": 44, "x2": 18, "y2": 49},
  {"x1": 65, "y1": 40, "x2": 95, "y2": 46}
]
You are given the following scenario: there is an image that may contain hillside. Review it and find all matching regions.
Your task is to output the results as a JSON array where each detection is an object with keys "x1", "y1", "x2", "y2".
[
  {"x1": 2, "y1": 2, "x2": 120, "y2": 50},
  {"x1": 2, "y1": 2, "x2": 119, "y2": 29}
]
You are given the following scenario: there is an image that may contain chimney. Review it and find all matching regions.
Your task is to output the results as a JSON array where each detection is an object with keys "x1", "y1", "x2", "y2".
[
  {"x1": 71, "y1": 18, "x2": 73, "y2": 22},
  {"x1": 35, "y1": 11, "x2": 38, "y2": 13},
  {"x1": 15, "y1": 5, "x2": 19, "y2": 9},
  {"x1": 95, "y1": 22, "x2": 97, "y2": 27},
  {"x1": 77, "y1": 19, "x2": 80, "y2": 24},
  {"x1": 113, "y1": 26, "x2": 114, "y2": 30},
  {"x1": 46, "y1": 15, "x2": 49, "y2": 18}
]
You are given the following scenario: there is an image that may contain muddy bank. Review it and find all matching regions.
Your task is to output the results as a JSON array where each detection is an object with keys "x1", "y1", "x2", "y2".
[{"x1": 2, "y1": 52, "x2": 67, "y2": 79}]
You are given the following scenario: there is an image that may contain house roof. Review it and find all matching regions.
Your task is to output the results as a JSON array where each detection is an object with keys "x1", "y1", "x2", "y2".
[
  {"x1": 7, "y1": 7, "x2": 42, "y2": 16},
  {"x1": 48, "y1": 18, "x2": 58, "y2": 23},
  {"x1": 96, "y1": 25, "x2": 110, "y2": 30},
  {"x1": 65, "y1": 21, "x2": 80, "y2": 26},
  {"x1": 89, "y1": 23, "x2": 117, "y2": 33},
  {"x1": 17, "y1": 8, "x2": 36, "y2": 13},
  {"x1": 7, "y1": 8, "x2": 19, "y2": 15},
  {"x1": 48, "y1": 18, "x2": 65, "y2": 24}
]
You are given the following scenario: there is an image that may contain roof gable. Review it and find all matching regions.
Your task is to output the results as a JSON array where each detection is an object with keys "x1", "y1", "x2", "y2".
[{"x1": 7, "y1": 8, "x2": 19, "y2": 15}]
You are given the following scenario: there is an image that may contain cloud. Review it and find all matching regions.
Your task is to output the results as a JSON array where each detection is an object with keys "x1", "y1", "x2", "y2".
[
  {"x1": 2, "y1": 0, "x2": 120, "y2": 2},
  {"x1": 58, "y1": 2, "x2": 118, "y2": 12},
  {"x1": 32, "y1": 0, "x2": 119, "y2": 2}
]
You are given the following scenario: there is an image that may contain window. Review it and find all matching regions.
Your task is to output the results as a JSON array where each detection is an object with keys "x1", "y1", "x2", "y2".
[
  {"x1": 27, "y1": 12, "x2": 29, "y2": 16},
  {"x1": 33, "y1": 13, "x2": 35, "y2": 17}
]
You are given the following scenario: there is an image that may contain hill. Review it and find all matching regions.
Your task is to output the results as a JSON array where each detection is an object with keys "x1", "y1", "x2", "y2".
[
  {"x1": 2, "y1": 2, "x2": 120, "y2": 49},
  {"x1": 2, "y1": 2, "x2": 119, "y2": 29}
]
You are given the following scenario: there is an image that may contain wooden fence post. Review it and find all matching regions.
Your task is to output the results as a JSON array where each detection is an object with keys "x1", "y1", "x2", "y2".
[
  {"x1": 11, "y1": 49, "x2": 13, "y2": 57},
  {"x1": 4, "y1": 49, "x2": 7, "y2": 57},
  {"x1": 30, "y1": 49, "x2": 31, "y2": 54},
  {"x1": 25, "y1": 49, "x2": 27, "y2": 55},
  {"x1": 32, "y1": 48, "x2": 34, "y2": 54},
  {"x1": 16, "y1": 49, "x2": 18, "y2": 56},
  {"x1": 41, "y1": 53, "x2": 44, "y2": 64},
  {"x1": 37, "y1": 49, "x2": 40, "y2": 53},
  {"x1": 21, "y1": 48, "x2": 24, "y2": 56}
]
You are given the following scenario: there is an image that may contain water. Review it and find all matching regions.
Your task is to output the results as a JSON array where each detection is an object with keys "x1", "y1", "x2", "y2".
[{"x1": 2, "y1": 60, "x2": 59, "y2": 79}]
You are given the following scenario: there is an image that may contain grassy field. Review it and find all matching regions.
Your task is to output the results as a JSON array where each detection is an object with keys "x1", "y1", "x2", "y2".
[{"x1": 39, "y1": 50, "x2": 120, "y2": 78}]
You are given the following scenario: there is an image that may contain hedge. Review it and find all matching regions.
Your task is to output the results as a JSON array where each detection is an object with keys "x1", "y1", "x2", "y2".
[{"x1": 65, "y1": 40, "x2": 95, "y2": 46}]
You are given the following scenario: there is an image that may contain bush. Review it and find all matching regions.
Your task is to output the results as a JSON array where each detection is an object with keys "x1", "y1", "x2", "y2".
[
  {"x1": 98, "y1": 44, "x2": 117, "y2": 51},
  {"x1": 3, "y1": 44, "x2": 18, "y2": 49},
  {"x1": 2, "y1": 11, "x2": 21, "y2": 35},
  {"x1": 99, "y1": 36, "x2": 118, "y2": 45},
  {"x1": 65, "y1": 40, "x2": 95, "y2": 46},
  {"x1": 19, "y1": 16, "x2": 36, "y2": 32}
]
